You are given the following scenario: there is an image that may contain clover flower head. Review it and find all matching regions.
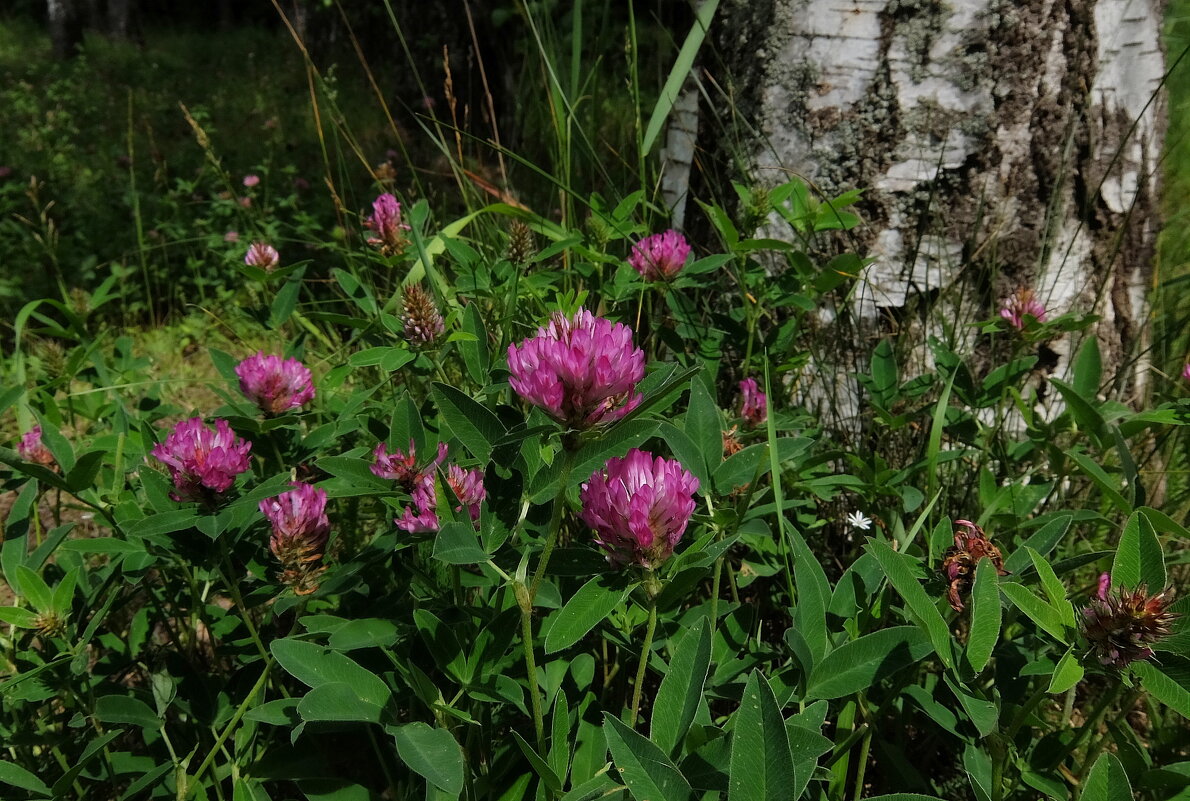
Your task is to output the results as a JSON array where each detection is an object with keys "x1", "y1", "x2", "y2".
[
  {"x1": 1182, "y1": 363, "x2": 1190, "y2": 381},
  {"x1": 17, "y1": 425, "x2": 55, "y2": 467},
  {"x1": 365, "y1": 193, "x2": 411, "y2": 254},
  {"x1": 507, "y1": 308, "x2": 646, "y2": 429},
  {"x1": 242, "y1": 174, "x2": 260, "y2": 188},
  {"x1": 940, "y1": 519, "x2": 1008, "y2": 612},
  {"x1": 739, "y1": 377, "x2": 767, "y2": 427},
  {"x1": 244, "y1": 242, "x2": 280, "y2": 272},
  {"x1": 1081, "y1": 573, "x2": 1177, "y2": 669},
  {"x1": 371, "y1": 440, "x2": 447, "y2": 490},
  {"x1": 1000, "y1": 288, "x2": 1047, "y2": 329},
  {"x1": 396, "y1": 475, "x2": 440, "y2": 534},
  {"x1": 446, "y1": 464, "x2": 485, "y2": 523},
  {"x1": 580, "y1": 448, "x2": 700, "y2": 569},
  {"x1": 629, "y1": 230, "x2": 691, "y2": 281},
  {"x1": 152, "y1": 418, "x2": 252, "y2": 502},
  {"x1": 261, "y1": 482, "x2": 331, "y2": 566},
  {"x1": 235, "y1": 352, "x2": 315, "y2": 415}
]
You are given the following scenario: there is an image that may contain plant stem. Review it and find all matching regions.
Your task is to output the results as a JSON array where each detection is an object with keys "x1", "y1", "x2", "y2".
[
  {"x1": 529, "y1": 450, "x2": 573, "y2": 603},
  {"x1": 629, "y1": 596, "x2": 659, "y2": 728},
  {"x1": 183, "y1": 662, "x2": 272, "y2": 800},
  {"x1": 1076, "y1": 685, "x2": 1141, "y2": 788},
  {"x1": 851, "y1": 722, "x2": 873, "y2": 801},
  {"x1": 519, "y1": 602, "x2": 546, "y2": 752},
  {"x1": 218, "y1": 546, "x2": 271, "y2": 665}
]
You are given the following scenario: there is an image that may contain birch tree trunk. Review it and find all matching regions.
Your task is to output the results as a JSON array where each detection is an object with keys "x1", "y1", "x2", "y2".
[
  {"x1": 47, "y1": 0, "x2": 84, "y2": 59},
  {"x1": 714, "y1": 0, "x2": 1166, "y2": 436}
]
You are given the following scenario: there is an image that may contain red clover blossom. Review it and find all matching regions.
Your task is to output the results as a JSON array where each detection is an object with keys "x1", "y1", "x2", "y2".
[
  {"x1": 1081, "y1": 573, "x2": 1177, "y2": 669},
  {"x1": 629, "y1": 230, "x2": 691, "y2": 281},
  {"x1": 507, "y1": 308, "x2": 645, "y2": 429},
  {"x1": 244, "y1": 242, "x2": 280, "y2": 272},
  {"x1": 365, "y1": 193, "x2": 411, "y2": 255},
  {"x1": 235, "y1": 352, "x2": 315, "y2": 415},
  {"x1": 17, "y1": 425, "x2": 55, "y2": 467},
  {"x1": 446, "y1": 464, "x2": 485, "y2": 524},
  {"x1": 580, "y1": 448, "x2": 700, "y2": 569},
  {"x1": 1000, "y1": 288, "x2": 1047, "y2": 329},
  {"x1": 152, "y1": 418, "x2": 252, "y2": 502},
  {"x1": 261, "y1": 482, "x2": 331, "y2": 566},
  {"x1": 738, "y1": 377, "x2": 767, "y2": 427}
]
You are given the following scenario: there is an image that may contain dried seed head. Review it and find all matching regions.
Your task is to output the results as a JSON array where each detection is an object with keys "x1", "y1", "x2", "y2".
[
  {"x1": 1082, "y1": 575, "x2": 1177, "y2": 669},
  {"x1": 940, "y1": 520, "x2": 1008, "y2": 612},
  {"x1": 401, "y1": 284, "x2": 445, "y2": 346}
]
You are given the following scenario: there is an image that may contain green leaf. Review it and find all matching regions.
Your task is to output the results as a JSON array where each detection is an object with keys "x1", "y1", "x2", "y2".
[
  {"x1": 244, "y1": 698, "x2": 300, "y2": 726},
  {"x1": 1133, "y1": 661, "x2": 1190, "y2": 720},
  {"x1": 334, "y1": 268, "x2": 377, "y2": 315},
  {"x1": 14, "y1": 566, "x2": 52, "y2": 611},
  {"x1": 1112, "y1": 511, "x2": 1166, "y2": 591},
  {"x1": 65, "y1": 449, "x2": 105, "y2": 492},
  {"x1": 0, "y1": 607, "x2": 40, "y2": 628},
  {"x1": 1072, "y1": 336, "x2": 1102, "y2": 399},
  {"x1": 862, "y1": 796, "x2": 949, "y2": 800},
  {"x1": 95, "y1": 695, "x2": 162, "y2": 730},
  {"x1": 729, "y1": 671, "x2": 795, "y2": 801},
  {"x1": 59, "y1": 538, "x2": 145, "y2": 554},
  {"x1": 327, "y1": 619, "x2": 400, "y2": 651},
  {"x1": 298, "y1": 682, "x2": 385, "y2": 724},
  {"x1": 870, "y1": 338, "x2": 898, "y2": 404},
  {"x1": 1066, "y1": 449, "x2": 1129, "y2": 512},
  {"x1": 51, "y1": 567, "x2": 77, "y2": 615},
  {"x1": 510, "y1": 730, "x2": 562, "y2": 793},
  {"x1": 999, "y1": 582, "x2": 1069, "y2": 643},
  {"x1": 1050, "y1": 378, "x2": 1106, "y2": 440},
  {"x1": 433, "y1": 521, "x2": 490, "y2": 565},
  {"x1": 791, "y1": 530, "x2": 831, "y2": 668},
  {"x1": 1025, "y1": 547, "x2": 1076, "y2": 628},
  {"x1": 640, "y1": 0, "x2": 719, "y2": 154},
  {"x1": 867, "y1": 540, "x2": 955, "y2": 669},
  {"x1": 545, "y1": 576, "x2": 631, "y2": 654},
  {"x1": 0, "y1": 760, "x2": 52, "y2": 797},
  {"x1": 661, "y1": 423, "x2": 710, "y2": 489},
  {"x1": 1003, "y1": 515, "x2": 1072, "y2": 574},
  {"x1": 805, "y1": 627, "x2": 933, "y2": 700},
  {"x1": 1047, "y1": 648, "x2": 1084, "y2": 694},
  {"x1": 1081, "y1": 752, "x2": 1132, "y2": 801},
  {"x1": 944, "y1": 677, "x2": 998, "y2": 737},
  {"x1": 459, "y1": 303, "x2": 491, "y2": 384},
  {"x1": 684, "y1": 375, "x2": 721, "y2": 474},
  {"x1": 603, "y1": 713, "x2": 692, "y2": 801},
  {"x1": 432, "y1": 383, "x2": 505, "y2": 463},
  {"x1": 270, "y1": 638, "x2": 392, "y2": 709},
  {"x1": 392, "y1": 722, "x2": 465, "y2": 797},
  {"x1": 966, "y1": 558, "x2": 1001, "y2": 673},
  {"x1": 269, "y1": 265, "x2": 306, "y2": 328},
  {"x1": 652, "y1": 618, "x2": 712, "y2": 760}
]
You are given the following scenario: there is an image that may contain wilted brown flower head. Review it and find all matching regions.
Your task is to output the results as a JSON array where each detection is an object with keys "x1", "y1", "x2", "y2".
[
  {"x1": 1081, "y1": 573, "x2": 1177, "y2": 669},
  {"x1": 401, "y1": 284, "x2": 445, "y2": 346},
  {"x1": 941, "y1": 519, "x2": 1008, "y2": 612}
]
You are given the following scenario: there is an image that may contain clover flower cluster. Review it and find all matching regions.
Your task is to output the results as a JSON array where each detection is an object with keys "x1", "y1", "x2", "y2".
[
  {"x1": 507, "y1": 308, "x2": 645, "y2": 429},
  {"x1": 152, "y1": 418, "x2": 253, "y2": 503},
  {"x1": 364, "y1": 193, "x2": 411, "y2": 255},
  {"x1": 580, "y1": 448, "x2": 700, "y2": 569},
  {"x1": 629, "y1": 230, "x2": 691, "y2": 281},
  {"x1": 17, "y1": 425, "x2": 55, "y2": 467},
  {"x1": 401, "y1": 284, "x2": 444, "y2": 346},
  {"x1": 1000, "y1": 288, "x2": 1047, "y2": 329},
  {"x1": 738, "y1": 377, "x2": 767, "y2": 428},
  {"x1": 940, "y1": 520, "x2": 1008, "y2": 612},
  {"x1": 244, "y1": 242, "x2": 280, "y2": 272},
  {"x1": 1081, "y1": 573, "x2": 1177, "y2": 669},
  {"x1": 372, "y1": 440, "x2": 486, "y2": 532},
  {"x1": 260, "y1": 482, "x2": 331, "y2": 595},
  {"x1": 235, "y1": 352, "x2": 315, "y2": 415}
]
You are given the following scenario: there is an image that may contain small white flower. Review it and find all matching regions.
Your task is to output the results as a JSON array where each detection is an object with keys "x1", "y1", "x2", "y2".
[{"x1": 846, "y1": 511, "x2": 872, "y2": 531}]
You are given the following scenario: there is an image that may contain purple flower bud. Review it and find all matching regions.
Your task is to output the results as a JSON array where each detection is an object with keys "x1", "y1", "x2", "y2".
[
  {"x1": 507, "y1": 308, "x2": 646, "y2": 429},
  {"x1": 243, "y1": 174, "x2": 260, "y2": 188},
  {"x1": 152, "y1": 418, "x2": 252, "y2": 502},
  {"x1": 235, "y1": 352, "x2": 315, "y2": 415},
  {"x1": 1182, "y1": 363, "x2": 1190, "y2": 382},
  {"x1": 580, "y1": 448, "x2": 700, "y2": 569},
  {"x1": 244, "y1": 242, "x2": 280, "y2": 272},
  {"x1": 261, "y1": 482, "x2": 331, "y2": 566},
  {"x1": 738, "y1": 378, "x2": 767, "y2": 427},
  {"x1": 629, "y1": 230, "x2": 691, "y2": 281},
  {"x1": 999, "y1": 288, "x2": 1047, "y2": 330},
  {"x1": 17, "y1": 425, "x2": 55, "y2": 467},
  {"x1": 365, "y1": 193, "x2": 411, "y2": 254},
  {"x1": 446, "y1": 464, "x2": 485, "y2": 523}
]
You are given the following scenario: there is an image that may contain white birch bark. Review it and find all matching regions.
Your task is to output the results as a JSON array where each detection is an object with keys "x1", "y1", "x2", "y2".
[{"x1": 717, "y1": 0, "x2": 1166, "y2": 436}]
